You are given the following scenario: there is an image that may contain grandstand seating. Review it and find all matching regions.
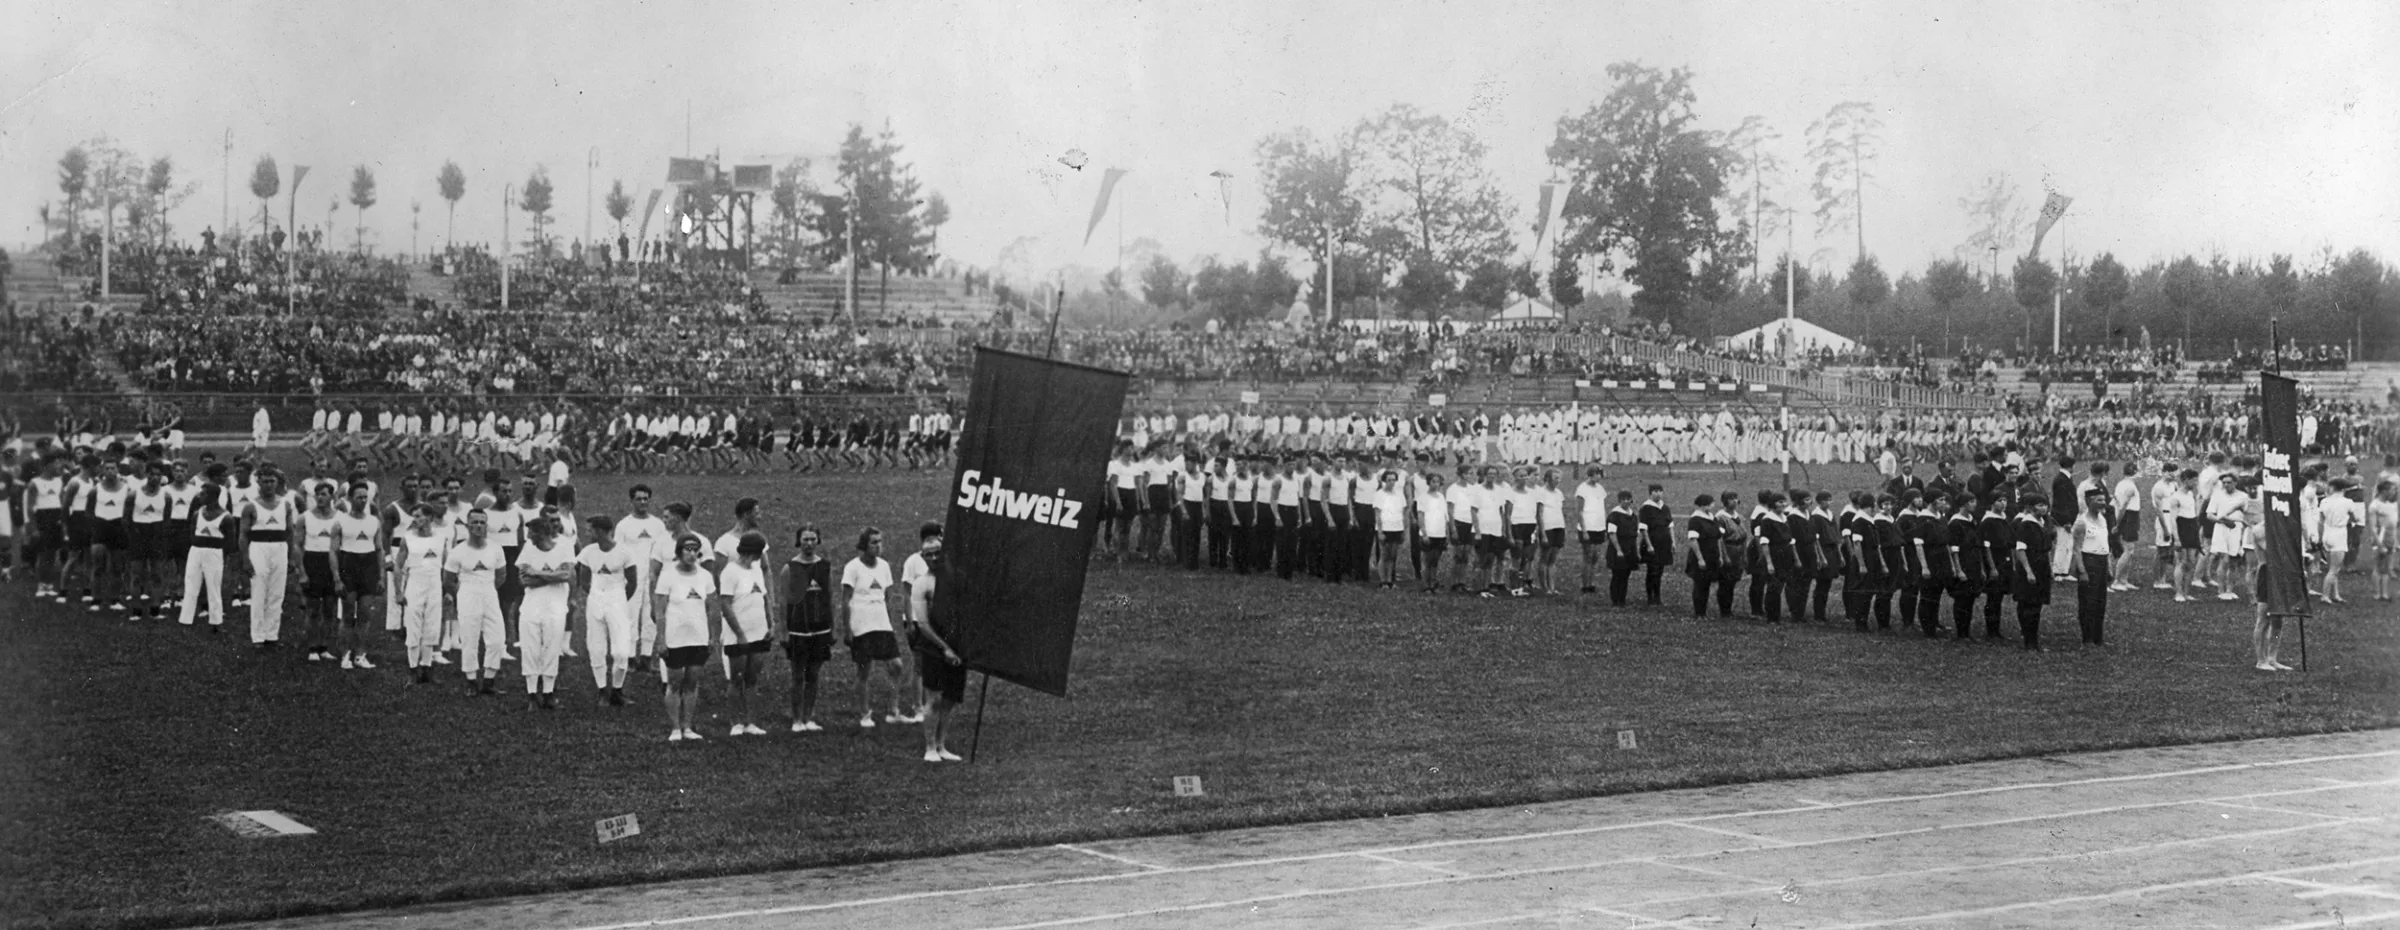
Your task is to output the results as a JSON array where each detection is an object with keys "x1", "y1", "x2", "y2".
[{"x1": 747, "y1": 270, "x2": 998, "y2": 324}]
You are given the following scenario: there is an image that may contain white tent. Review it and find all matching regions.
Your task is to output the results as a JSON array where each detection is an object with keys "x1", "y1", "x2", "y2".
[
  {"x1": 1493, "y1": 296, "x2": 1559, "y2": 326},
  {"x1": 1721, "y1": 317, "x2": 1858, "y2": 355}
]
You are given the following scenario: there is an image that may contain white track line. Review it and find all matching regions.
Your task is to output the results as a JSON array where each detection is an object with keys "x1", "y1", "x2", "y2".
[
  {"x1": 2265, "y1": 876, "x2": 2400, "y2": 903},
  {"x1": 2199, "y1": 798, "x2": 2361, "y2": 821},
  {"x1": 1355, "y1": 852, "x2": 1468, "y2": 878},
  {"x1": 1811, "y1": 855, "x2": 2400, "y2": 930},
  {"x1": 1672, "y1": 823, "x2": 1797, "y2": 847},
  {"x1": 1051, "y1": 844, "x2": 1164, "y2": 871},
  {"x1": 554, "y1": 747, "x2": 2399, "y2": 930},
  {"x1": 960, "y1": 828, "x2": 2395, "y2": 930},
  {"x1": 2261, "y1": 908, "x2": 2400, "y2": 929}
]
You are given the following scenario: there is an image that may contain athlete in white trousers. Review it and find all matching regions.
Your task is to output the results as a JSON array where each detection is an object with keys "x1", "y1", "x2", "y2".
[
  {"x1": 179, "y1": 490, "x2": 233, "y2": 630},
  {"x1": 242, "y1": 475, "x2": 298, "y2": 648},
  {"x1": 394, "y1": 505, "x2": 449, "y2": 678},
  {"x1": 446, "y1": 510, "x2": 509, "y2": 692},
  {"x1": 517, "y1": 519, "x2": 574, "y2": 705},
  {"x1": 578, "y1": 514, "x2": 636, "y2": 705}
]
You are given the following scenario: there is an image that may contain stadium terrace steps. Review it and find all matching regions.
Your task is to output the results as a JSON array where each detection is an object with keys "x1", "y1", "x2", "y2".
[
  {"x1": 746, "y1": 270, "x2": 998, "y2": 323},
  {"x1": 5, "y1": 250, "x2": 78, "y2": 311}
]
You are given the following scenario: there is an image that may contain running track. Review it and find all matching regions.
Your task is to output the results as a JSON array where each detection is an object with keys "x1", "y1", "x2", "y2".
[{"x1": 231, "y1": 730, "x2": 2399, "y2": 930}]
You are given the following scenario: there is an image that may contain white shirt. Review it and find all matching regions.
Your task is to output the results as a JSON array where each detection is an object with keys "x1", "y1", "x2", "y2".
[
  {"x1": 1534, "y1": 486, "x2": 1566, "y2": 532},
  {"x1": 842, "y1": 558, "x2": 896, "y2": 634},
  {"x1": 399, "y1": 533, "x2": 447, "y2": 589},
  {"x1": 1573, "y1": 481, "x2": 1609, "y2": 533},
  {"x1": 655, "y1": 566, "x2": 718, "y2": 649},
  {"x1": 445, "y1": 541, "x2": 505, "y2": 592},
  {"x1": 2112, "y1": 477, "x2": 2141, "y2": 514},
  {"x1": 517, "y1": 542, "x2": 574, "y2": 612},
  {"x1": 719, "y1": 558, "x2": 770, "y2": 642},
  {"x1": 577, "y1": 543, "x2": 636, "y2": 601}
]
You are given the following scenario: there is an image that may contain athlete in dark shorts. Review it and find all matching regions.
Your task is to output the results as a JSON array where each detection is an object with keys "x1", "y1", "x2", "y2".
[{"x1": 903, "y1": 524, "x2": 965, "y2": 763}]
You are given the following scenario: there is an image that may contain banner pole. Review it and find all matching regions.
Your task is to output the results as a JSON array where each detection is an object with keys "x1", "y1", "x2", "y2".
[{"x1": 968, "y1": 672, "x2": 991, "y2": 763}]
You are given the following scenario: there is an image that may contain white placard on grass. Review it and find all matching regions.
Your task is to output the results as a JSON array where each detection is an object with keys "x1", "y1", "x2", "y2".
[
  {"x1": 597, "y1": 813, "x2": 642, "y2": 844},
  {"x1": 209, "y1": 810, "x2": 316, "y2": 838},
  {"x1": 1172, "y1": 776, "x2": 1205, "y2": 797},
  {"x1": 1427, "y1": 394, "x2": 1447, "y2": 407},
  {"x1": 1616, "y1": 730, "x2": 1639, "y2": 750},
  {"x1": 1239, "y1": 390, "x2": 1260, "y2": 405}
]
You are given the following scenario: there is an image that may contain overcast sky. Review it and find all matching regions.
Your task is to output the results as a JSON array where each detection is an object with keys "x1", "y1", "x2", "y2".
[{"x1": 7, "y1": 0, "x2": 2396, "y2": 281}]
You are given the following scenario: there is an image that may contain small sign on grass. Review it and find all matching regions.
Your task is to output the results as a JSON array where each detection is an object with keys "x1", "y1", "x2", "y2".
[
  {"x1": 1172, "y1": 776, "x2": 1204, "y2": 797},
  {"x1": 596, "y1": 813, "x2": 642, "y2": 844},
  {"x1": 209, "y1": 810, "x2": 315, "y2": 838},
  {"x1": 1616, "y1": 730, "x2": 1639, "y2": 750},
  {"x1": 1239, "y1": 390, "x2": 1260, "y2": 405}
]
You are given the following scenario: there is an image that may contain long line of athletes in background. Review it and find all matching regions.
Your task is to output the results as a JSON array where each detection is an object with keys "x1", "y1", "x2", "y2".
[{"x1": 1095, "y1": 441, "x2": 2400, "y2": 667}]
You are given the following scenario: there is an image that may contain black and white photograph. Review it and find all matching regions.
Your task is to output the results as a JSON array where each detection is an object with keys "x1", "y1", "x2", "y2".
[{"x1": 2, "y1": 1, "x2": 2397, "y2": 928}]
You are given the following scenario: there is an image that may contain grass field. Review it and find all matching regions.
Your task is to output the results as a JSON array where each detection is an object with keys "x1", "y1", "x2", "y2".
[{"x1": 2, "y1": 455, "x2": 2394, "y2": 930}]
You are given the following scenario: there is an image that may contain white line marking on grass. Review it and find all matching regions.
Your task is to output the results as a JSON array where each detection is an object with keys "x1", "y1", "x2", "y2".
[
  {"x1": 550, "y1": 754, "x2": 2400, "y2": 930},
  {"x1": 2260, "y1": 908, "x2": 2400, "y2": 929},
  {"x1": 2265, "y1": 876, "x2": 2400, "y2": 902},
  {"x1": 1404, "y1": 909, "x2": 1583, "y2": 929},
  {"x1": 2200, "y1": 798, "x2": 2361, "y2": 821},
  {"x1": 1052, "y1": 843, "x2": 1164, "y2": 871},
  {"x1": 1356, "y1": 852, "x2": 1468, "y2": 877},
  {"x1": 1808, "y1": 854, "x2": 2400, "y2": 930},
  {"x1": 1671, "y1": 823, "x2": 1796, "y2": 847},
  {"x1": 1652, "y1": 860, "x2": 1771, "y2": 884},
  {"x1": 1791, "y1": 797, "x2": 1832, "y2": 807}
]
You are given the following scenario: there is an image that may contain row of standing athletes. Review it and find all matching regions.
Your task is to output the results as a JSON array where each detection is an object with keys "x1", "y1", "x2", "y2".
[
  {"x1": 11, "y1": 453, "x2": 978, "y2": 754},
  {"x1": 1093, "y1": 452, "x2": 2110, "y2": 651},
  {"x1": 297, "y1": 408, "x2": 957, "y2": 473}
]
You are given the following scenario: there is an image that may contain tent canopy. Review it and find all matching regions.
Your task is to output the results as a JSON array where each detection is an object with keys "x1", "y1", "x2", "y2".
[
  {"x1": 1493, "y1": 296, "x2": 1559, "y2": 325},
  {"x1": 1721, "y1": 317, "x2": 1857, "y2": 354}
]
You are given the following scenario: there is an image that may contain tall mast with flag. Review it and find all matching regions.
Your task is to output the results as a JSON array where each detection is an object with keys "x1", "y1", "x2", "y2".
[{"x1": 2029, "y1": 189, "x2": 2072, "y2": 352}]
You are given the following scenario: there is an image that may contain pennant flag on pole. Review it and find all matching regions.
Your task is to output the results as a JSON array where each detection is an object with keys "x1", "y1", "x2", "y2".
[
  {"x1": 2027, "y1": 190, "x2": 2072, "y2": 259},
  {"x1": 636, "y1": 188, "x2": 662, "y2": 242},
  {"x1": 1083, "y1": 168, "x2": 1129, "y2": 247},
  {"x1": 1533, "y1": 183, "x2": 1558, "y2": 249},
  {"x1": 291, "y1": 164, "x2": 311, "y2": 191},
  {"x1": 1209, "y1": 170, "x2": 1233, "y2": 226}
]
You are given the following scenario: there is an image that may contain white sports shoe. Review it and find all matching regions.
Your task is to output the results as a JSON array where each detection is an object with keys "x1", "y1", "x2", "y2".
[
  {"x1": 923, "y1": 748, "x2": 944, "y2": 763},
  {"x1": 858, "y1": 715, "x2": 876, "y2": 729},
  {"x1": 682, "y1": 729, "x2": 704, "y2": 741},
  {"x1": 791, "y1": 721, "x2": 808, "y2": 733},
  {"x1": 668, "y1": 730, "x2": 685, "y2": 742},
  {"x1": 937, "y1": 749, "x2": 963, "y2": 761},
  {"x1": 353, "y1": 655, "x2": 376, "y2": 669},
  {"x1": 340, "y1": 655, "x2": 355, "y2": 669}
]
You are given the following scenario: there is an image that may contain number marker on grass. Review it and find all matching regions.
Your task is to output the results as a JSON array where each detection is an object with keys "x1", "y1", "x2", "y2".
[
  {"x1": 1617, "y1": 730, "x2": 1638, "y2": 750},
  {"x1": 597, "y1": 813, "x2": 642, "y2": 844},
  {"x1": 1173, "y1": 775, "x2": 1204, "y2": 797}
]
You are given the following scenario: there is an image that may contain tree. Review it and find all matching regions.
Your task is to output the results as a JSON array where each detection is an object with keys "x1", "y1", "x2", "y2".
[
  {"x1": 1958, "y1": 173, "x2": 2027, "y2": 261},
  {"x1": 348, "y1": 165, "x2": 378, "y2": 252},
  {"x1": 1139, "y1": 253, "x2": 1188, "y2": 310},
  {"x1": 1546, "y1": 62, "x2": 1740, "y2": 328},
  {"x1": 1765, "y1": 254, "x2": 1812, "y2": 309},
  {"x1": 57, "y1": 147, "x2": 90, "y2": 248},
  {"x1": 1458, "y1": 258, "x2": 1515, "y2": 313},
  {"x1": 2328, "y1": 249, "x2": 2387, "y2": 355},
  {"x1": 1251, "y1": 251, "x2": 1301, "y2": 321},
  {"x1": 2083, "y1": 252, "x2": 2130, "y2": 344},
  {"x1": 2161, "y1": 255, "x2": 2207, "y2": 348},
  {"x1": 2012, "y1": 255, "x2": 2058, "y2": 348},
  {"x1": 1845, "y1": 254, "x2": 1890, "y2": 309},
  {"x1": 765, "y1": 159, "x2": 816, "y2": 268},
  {"x1": 436, "y1": 161, "x2": 466, "y2": 247},
  {"x1": 1548, "y1": 248, "x2": 1584, "y2": 308},
  {"x1": 1191, "y1": 258, "x2": 1257, "y2": 322},
  {"x1": 1345, "y1": 103, "x2": 1516, "y2": 313},
  {"x1": 249, "y1": 155, "x2": 281, "y2": 239},
  {"x1": 1254, "y1": 128, "x2": 1364, "y2": 315},
  {"x1": 1924, "y1": 258, "x2": 1976, "y2": 350},
  {"x1": 2262, "y1": 252, "x2": 2298, "y2": 315},
  {"x1": 1395, "y1": 254, "x2": 1456, "y2": 317},
  {"x1": 518, "y1": 167, "x2": 555, "y2": 252},
  {"x1": 1716, "y1": 115, "x2": 1786, "y2": 282},
  {"x1": 1100, "y1": 267, "x2": 1128, "y2": 301},
  {"x1": 808, "y1": 123, "x2": 937, "y2": 316},
  {"x1": 923, "y1": 191, "x2": 950, "y2": 256},
  {"x1": 1804, "y1": 101, "x2": 1882, "y2": 262},
  {"x1": 605, "y1": 179, "x2": 632, "y2": 236},
  {"x1": 141, "y1": 157, "x2": 194, "y2": 246}
]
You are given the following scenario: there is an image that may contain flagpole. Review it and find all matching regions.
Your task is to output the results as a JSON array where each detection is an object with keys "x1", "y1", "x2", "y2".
[{"x1": 2051, "y1": 213, "x2": 2064, "y2": 353}]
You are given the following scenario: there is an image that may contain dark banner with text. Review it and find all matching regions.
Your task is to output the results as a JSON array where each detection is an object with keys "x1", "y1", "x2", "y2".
[
  {"x1": 2258, "y1": 373, "x2": 2310, "y2": 616},
  {"x1": 945, "y1": 347, "x2": 1128, "y2": 696}
]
